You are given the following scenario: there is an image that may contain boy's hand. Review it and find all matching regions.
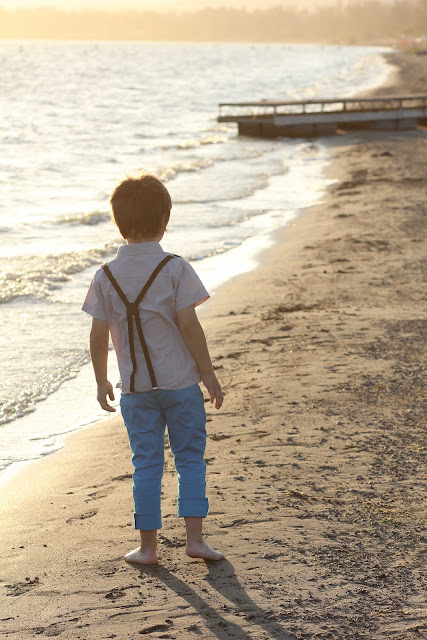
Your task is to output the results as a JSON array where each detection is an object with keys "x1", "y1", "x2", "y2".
[
  {"x1": 202, "y1": 372, "x2": 223, "y2": 410},
  {"x1": 176, "y1": 305, "x2": 223, "y2": 409},
  {"x1": 97, "y1": 381, "x2": 116, "y2": 412}
]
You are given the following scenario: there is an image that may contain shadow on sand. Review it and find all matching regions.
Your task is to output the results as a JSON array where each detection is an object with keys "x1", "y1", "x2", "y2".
[{"x1": 133, "y1": 559, "x2": 295, "y2": 640}]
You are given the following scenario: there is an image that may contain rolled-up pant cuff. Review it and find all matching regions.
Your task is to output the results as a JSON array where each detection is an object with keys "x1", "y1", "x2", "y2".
[
  {"x1": 178, "y1": 497, "x2": 209, "y2": 518},
  {"x1": 134, "y1": 512, "x2": 162, "y2": 530}
]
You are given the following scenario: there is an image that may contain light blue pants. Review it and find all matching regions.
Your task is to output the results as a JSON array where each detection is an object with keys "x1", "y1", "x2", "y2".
[{"x1": 120, "y1": 384, "x2": 209, "y2": 530}]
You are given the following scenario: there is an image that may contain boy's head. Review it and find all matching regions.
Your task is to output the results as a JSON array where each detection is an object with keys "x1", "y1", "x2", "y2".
[{"x1": 110, "y1": 173, "x2": 172, "y2": 241}]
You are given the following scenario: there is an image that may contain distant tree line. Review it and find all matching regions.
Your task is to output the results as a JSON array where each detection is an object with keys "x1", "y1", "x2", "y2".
[{"x1": 0, "y1": 1, "x2": 426, "y2": 42}]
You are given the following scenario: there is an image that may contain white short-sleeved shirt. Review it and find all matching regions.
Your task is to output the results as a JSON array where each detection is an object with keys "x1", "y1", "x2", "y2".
[{"x1": 82, "y1": 242, "x2": 209, "y2": 394}]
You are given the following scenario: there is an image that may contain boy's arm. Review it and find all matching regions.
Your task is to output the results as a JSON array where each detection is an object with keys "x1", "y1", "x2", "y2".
[
  {"x1": 90, "y1": 317, "x2": 116, "y2": 412},
  {"x1": 177, "y1": 305, "x2": 223, "y2": 409}
]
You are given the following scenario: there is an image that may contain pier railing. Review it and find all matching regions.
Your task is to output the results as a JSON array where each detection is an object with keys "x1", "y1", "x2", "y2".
[
  {"x1": 218, "y1": 95, "x2": 427, "y2": 138},
  {"x1": 218, "y1": 95, "x2": 427, "y2": 120}
]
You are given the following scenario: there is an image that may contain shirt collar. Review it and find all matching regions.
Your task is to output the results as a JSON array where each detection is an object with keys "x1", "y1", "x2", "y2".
[{"x1": 116, "y1": 242, "x2": 164, "y2": 257}]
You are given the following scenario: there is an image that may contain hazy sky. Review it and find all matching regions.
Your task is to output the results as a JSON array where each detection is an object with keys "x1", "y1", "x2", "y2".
[{"x1": 0, "y1": 0, "x2": 367, "y2": 10}]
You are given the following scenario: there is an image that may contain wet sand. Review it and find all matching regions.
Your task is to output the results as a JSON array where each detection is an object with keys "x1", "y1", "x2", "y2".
[{"x1": 0, "y1": 52, "x2": 426, "y2": 639}]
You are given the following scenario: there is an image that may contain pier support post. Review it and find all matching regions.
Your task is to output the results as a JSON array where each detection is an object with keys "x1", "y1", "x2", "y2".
[{"x1": 238, "y1": 122, "x2": 262, "y2": 136}]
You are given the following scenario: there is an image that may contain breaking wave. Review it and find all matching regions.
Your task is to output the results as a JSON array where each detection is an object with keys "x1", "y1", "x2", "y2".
[
  {"x1": 162, "y1": 134, "x2": 230, "y2": 151},
  {"x1": 0, "y1": 243, "x2": 119, "y2": 304},
  {"x1": 58, "y1": 210, "x2": 111, "y2": 226},
  {"x1": 175, "y1": 173, "x2": 272, "y2": 204},
  {"x1": 0, "y1": 348, "x2": 90, "y2": 426}
]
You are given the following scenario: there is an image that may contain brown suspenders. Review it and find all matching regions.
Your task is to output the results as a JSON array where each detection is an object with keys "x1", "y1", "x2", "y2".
[{"x1": 102, "y1": 255, "x2": 176, "y2": 392}]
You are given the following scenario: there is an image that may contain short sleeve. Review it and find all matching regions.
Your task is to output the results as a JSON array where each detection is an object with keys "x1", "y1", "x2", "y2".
[
  {"x1": 81, "y1": 271, "x2": 108, "y2": 320},
  {"x1": 174, "y1": 260, "x2": 209, "y2": 312}
]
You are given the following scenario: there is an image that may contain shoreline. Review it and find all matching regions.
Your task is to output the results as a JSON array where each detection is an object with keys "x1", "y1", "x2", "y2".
[
  {"x1": 1, "y1": 51, "x2": 425, "y2": 639},
  {"x1": 0, "y1": 141, "x2": 331, "y2": 480}
]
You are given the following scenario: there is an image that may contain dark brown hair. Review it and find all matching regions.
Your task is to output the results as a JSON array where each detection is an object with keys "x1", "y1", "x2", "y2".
[{"x1": 110, "y1": 173, "x2": 171, "y2": 240}]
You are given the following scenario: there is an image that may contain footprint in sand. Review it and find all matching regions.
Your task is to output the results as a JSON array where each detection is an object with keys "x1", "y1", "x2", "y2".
[
  {"x1": 33, "y1": 620, "x2": 78, "y2": 637},
  {"x1": 104, "y1": 585, "x2": 139, "y2": 601},
  {"x1": 66, "y1": 509, "x2": 98, "y2": 524},
  {"x1": 111, "y1": 473, "x2": 132, "y2": 481},
  {"x1": 251, "y1": 430, "x2": 270, "y2": 439},
  {"x1": 85, "y1": 486, "x2": 114, "y2": 503},
  {"x1": 139, "y1": 619, "x2": 173, "y2": 635},
  {"x1": 5, "y1": 577, "x2": 40, "y2": 596},
  {"x1": 158, "y1": 534, "x2": 181, "y2": 548},
  {"x1": 209, "y1": 433, "x2": 233, "y2": 441}
]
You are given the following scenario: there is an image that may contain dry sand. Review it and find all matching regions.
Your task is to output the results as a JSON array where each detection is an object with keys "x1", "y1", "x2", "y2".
[{"x1": 0, "y1": 52, "x2": 426, "y2": 640}]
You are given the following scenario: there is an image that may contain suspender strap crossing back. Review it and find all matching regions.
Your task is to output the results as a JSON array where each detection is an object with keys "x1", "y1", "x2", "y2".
[{"x1": 102, "y1": 255, "x2": 175, "y2": 392}]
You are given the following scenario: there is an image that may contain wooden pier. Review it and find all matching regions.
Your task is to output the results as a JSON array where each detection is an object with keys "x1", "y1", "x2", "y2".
[{"x1": 218, "y1": 95, "x2": 427, "y2": 138}]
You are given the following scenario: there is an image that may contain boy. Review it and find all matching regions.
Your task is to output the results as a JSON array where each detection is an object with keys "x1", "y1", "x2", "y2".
[{"x1": 82, "y1": 173, "x2": 224, "y2": 565}]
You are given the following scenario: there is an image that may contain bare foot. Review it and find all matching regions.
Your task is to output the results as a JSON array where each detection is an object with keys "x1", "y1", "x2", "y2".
[
  {"x1": 186, "y1": 541, "x2": 224, "y2": 561},
  {"x1": 124, "y1": 546, "x2": 158, "y2": 566}
]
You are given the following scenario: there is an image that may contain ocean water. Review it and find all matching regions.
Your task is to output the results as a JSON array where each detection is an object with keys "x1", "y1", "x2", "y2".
[{"x1": 0, "y1": 41, "x2": 392, "y2": 476}]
